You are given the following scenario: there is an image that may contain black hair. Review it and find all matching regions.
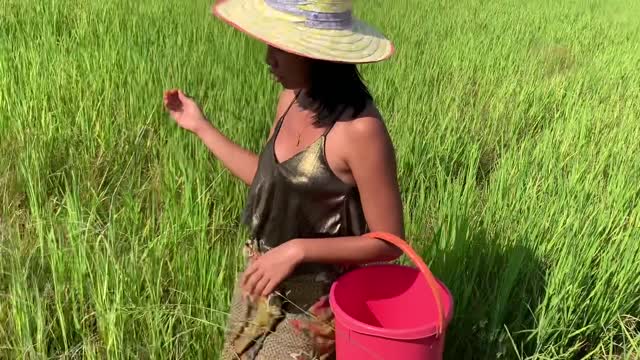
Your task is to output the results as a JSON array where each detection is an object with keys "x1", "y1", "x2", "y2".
[{"x1": 299, "y1": 60, "x2": 373, "y2": 127}]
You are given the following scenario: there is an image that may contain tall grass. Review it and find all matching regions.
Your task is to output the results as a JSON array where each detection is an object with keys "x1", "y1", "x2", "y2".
[{"x1": 1, "y1": 0, "x2": 639, "y2": 358}]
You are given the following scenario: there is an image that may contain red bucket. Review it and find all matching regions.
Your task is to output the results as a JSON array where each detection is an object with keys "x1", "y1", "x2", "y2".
[{"x1": 329, "y1": 232, "x2": 454, "y2": 360}]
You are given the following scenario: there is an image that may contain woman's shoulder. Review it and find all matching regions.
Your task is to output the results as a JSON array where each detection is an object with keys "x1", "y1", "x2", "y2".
[
  {"x1": 329, "y1": 101, "x2": 396, "y2": 173},
  {"x1": 337, "y1": 101, "x2": 390, "y2": 144}
]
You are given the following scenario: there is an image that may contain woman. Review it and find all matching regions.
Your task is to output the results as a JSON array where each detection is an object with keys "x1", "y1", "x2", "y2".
[{"x1": 164, "y1": 0, "x2": 404, "y2": 358}]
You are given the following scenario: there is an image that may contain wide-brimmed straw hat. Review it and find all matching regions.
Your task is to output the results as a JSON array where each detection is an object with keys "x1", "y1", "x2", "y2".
[{"x1": 211, "y1": 0, "x2": 395, "y2": 64}]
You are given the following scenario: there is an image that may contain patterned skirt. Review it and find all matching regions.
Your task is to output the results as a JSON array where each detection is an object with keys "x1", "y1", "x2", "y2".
[{"x1": 219, "y1": 241, "x2": 340, "y2": 360}]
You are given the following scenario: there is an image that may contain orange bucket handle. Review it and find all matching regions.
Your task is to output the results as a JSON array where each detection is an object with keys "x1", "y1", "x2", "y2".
[{"x1": 363, "y1": 231, "x2": 445, "y2": 336}]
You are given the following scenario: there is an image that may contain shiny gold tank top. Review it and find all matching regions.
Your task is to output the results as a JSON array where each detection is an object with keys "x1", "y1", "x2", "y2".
[{"x1": 242, "y1": 93, "x2": 368, "y2": 274}]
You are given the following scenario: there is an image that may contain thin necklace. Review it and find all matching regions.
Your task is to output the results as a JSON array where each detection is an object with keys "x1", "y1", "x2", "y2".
[
  {"x1": 293, "y1": 98, "x2": 315, "y2": 147},
  {"x1": 296, "y1": 118, "x2": 315, "y2": 147},
  {"x1": 291, "y1": 91, "x2": 318, "y2": 147}
]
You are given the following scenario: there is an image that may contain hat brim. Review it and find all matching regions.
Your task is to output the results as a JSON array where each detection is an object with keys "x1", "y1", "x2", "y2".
[{"x1": 211, "y1": 0, "x2": 395, "y2": 64}]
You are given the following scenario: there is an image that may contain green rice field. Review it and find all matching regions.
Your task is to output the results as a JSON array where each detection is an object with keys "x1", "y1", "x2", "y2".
[{"x1": 1, "y1": 0, "x2": 639, "y2": 358}]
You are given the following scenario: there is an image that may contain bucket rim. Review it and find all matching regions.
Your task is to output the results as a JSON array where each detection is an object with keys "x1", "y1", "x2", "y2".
[{"x1": 329, "y1": 263, "x2": 454, "y2": 340}]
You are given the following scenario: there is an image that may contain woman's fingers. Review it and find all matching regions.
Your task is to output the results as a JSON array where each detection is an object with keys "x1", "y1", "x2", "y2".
[
  {"x1": 254, "y1": 274, "x2": 271, "y2": 297},
  {"x1": 163, "y1": 89, "x2": 175, "y2": 102},
  {"x1": 168, "y1": 95, "x2": 182, "y2": 111},
  {"x1": 241, "y1": 262, "x2": 259, "y2": 287},
  {"x1": 177, "y1": 89, "x2": 190, "y2": 101},
  {"x1": 163, "y1": 89, "x2": 183, "y2": 111},
  {"x1": 242, "y1": 267, "x2": 265, "y2": 298},
  {"x1": 244, "y1": 271, "x2": 263, "y2": 294},
  {"x1": 261, "y1": 278, "x2": 278, "y2": 297}
]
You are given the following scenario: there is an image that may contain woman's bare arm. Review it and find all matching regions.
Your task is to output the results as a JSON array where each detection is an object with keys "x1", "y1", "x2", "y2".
[
  {"x1": 164, "y1": 89, "x2": 291, "y2": 186},
  {"x1": 197, "y1": 90, "x2": 296, "y2": 185},
  {"x1": 193, "y1": 123, "x2": 259, "y2": 186}
]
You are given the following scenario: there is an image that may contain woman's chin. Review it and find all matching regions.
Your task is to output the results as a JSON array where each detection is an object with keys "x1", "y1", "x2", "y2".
[
  {"x1": 278, "y1": 79, "x2": 304, "y2": 90},
  {"x1": 271, "y1": 75, "x2": 286, "y2": 87},
  {"x1": 279, "y1": 80, "x2": 294, "y2": 89},
  {"x1": 270, "y1": 74, "x2": 305, "y2": 90}
]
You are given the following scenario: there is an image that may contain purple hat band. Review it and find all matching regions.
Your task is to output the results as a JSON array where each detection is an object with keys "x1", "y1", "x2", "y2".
[{"x1": 264, "y1": 0, "x2": 353, "y2": 30}]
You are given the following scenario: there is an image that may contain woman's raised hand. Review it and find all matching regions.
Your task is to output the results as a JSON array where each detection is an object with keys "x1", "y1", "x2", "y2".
[{"x1": 163, "y1": 89, "x2": 210, "y2": 134}]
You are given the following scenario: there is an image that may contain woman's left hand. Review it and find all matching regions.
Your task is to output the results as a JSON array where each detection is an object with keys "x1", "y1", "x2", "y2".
[{"x1": 241, "y1": 240, "x2": 304, "y2": 299}]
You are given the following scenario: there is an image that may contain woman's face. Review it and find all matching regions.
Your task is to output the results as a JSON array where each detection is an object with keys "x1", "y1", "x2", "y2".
[{"x1": 266, "y1": 45, "x2": 311, "y2": 89}]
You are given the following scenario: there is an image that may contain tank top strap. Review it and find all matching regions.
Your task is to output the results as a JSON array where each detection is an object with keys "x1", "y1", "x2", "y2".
[
  {"x1": 321, "y1": 104, "x2": 347, "y2": 138},
  {"x1": 273, "y1": 90, "x2": 302, "y2": 134},
  {"x1": 322, "y1": 119, "x2": 338, "y2": 137}
]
